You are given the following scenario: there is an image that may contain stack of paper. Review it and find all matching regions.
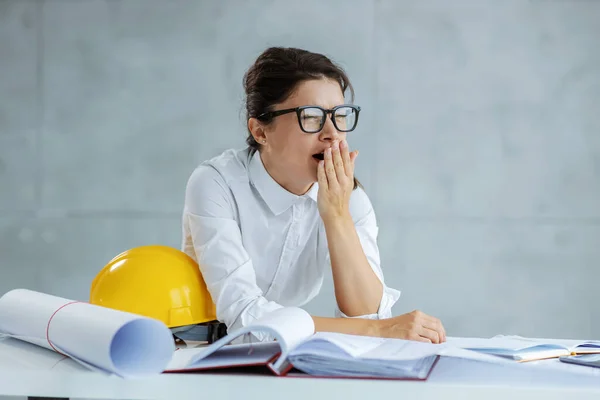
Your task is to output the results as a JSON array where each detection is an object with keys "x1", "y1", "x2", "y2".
[{"x1": 287, "y1": 332, "x2": 439, "y2": 378}]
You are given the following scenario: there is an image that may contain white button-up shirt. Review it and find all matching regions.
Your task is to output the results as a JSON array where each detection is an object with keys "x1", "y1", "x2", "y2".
[{"x1": 181, "y1": 147, "x2": 400, "y2": 341}]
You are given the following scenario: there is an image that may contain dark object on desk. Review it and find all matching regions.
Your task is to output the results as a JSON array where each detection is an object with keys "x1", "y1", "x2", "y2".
[
  {"x1": 559, "y1": 354, "x2": 600, "y2": 368},
  {"x1": 172, "y1": 321, "x2": 228, "y2": 344},
  {"x1": 27, "y1": 397, "x2": 68, "y2": 400}
]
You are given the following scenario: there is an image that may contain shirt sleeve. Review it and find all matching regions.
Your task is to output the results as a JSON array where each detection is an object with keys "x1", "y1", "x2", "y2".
[
  {"x1": 331, "y1": 187, "x2": 401, "y2": 320},
  {"x1": 181, "y1": 165, "x2": 283, "y2": 342}
]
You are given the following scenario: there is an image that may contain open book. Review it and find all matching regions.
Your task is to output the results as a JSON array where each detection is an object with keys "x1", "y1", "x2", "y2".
[
  {"x1": 447, "y1": 336, "x2": 600, "y2": 362},
  {"x1": 165, "y1": 307, "x2": 448, "y2": 379}
]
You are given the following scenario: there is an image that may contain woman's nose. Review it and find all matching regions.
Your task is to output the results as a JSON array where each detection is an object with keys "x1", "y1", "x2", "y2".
[{"x1": 319, "y1": 117, "x2": 341, "y2": 141}]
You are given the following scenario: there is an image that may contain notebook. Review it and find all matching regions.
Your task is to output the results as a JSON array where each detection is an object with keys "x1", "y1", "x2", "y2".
[
  {"x1": 164, "y1": 307, "x2": 445, "y2": 380},
  {"x1": 447, "y1": 335, "x2": 600, "y2": 362}
]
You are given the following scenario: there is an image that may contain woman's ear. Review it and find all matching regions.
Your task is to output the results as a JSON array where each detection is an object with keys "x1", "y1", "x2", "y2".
[{"x1": 248, "y1": 118, "x2": 267, "y2": 144}]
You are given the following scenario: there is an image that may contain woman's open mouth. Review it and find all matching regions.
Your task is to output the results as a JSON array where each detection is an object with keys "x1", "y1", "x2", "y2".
[{"x1": 312, "y1": 152, "x2": 324, "y2": 161}]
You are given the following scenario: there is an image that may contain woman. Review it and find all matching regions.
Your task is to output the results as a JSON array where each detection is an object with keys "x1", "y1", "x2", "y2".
[{"x1": 181, "y1": 47, "x2": 446, "y2": 344}]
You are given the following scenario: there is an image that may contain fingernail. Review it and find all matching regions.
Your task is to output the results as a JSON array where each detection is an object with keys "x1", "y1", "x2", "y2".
[
  {"x1": 340, "y1": 139, "x2": 347, "y2": 149},
  {"x1": 326, "y1": 148, "x2": 331, "y2": 155},
  {"x1": 333, "y1": 141, "x2": 339, "y2": 150}
]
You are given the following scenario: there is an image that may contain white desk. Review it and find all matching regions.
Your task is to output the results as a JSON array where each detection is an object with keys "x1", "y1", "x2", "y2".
[
  {"x1": 1, "y1": 364, "x2": 600, "y2": 400},
  {"x1": 2, "y1": 337, "x2": 600, "y2": 400}
]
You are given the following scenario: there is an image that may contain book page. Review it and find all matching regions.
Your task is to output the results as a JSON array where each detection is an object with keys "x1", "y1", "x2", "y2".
[
  {"x1": 492, "y1": 335, "x2": 600, "y2": 346},
  {"x1": 290, "y1": 333, "x2": 521, "y2": 366},
  {"x1": 246, "y1": 306, "x2": 315, "y2": 353},
  {"x1": 179, "y1": 307, "x2": 314, "y2": 372},
  {"x1": 443, "y1": 336, "x2": 577, "y2": 361},
  {"x1": 362, "y1": 337, "x2": 443, "y2": 360},
  {"x1": 291, "y1": 332, "x2": 386, "y2": 358},
  {"x1": 291, "y1": 332, "x2": 442, "y2": 360},
  {"x1": 483, "y1": 335, "x2": 600, "y2": 353},
  {"x1": 445, "y1": 336, "x2": 567, "y2": 351},
  {"x1": 167, "y1": 342, "x2": 281, "y2": 371},
  {"x1": 287, "y1": 332, "x2": 443, "y2": 379}
]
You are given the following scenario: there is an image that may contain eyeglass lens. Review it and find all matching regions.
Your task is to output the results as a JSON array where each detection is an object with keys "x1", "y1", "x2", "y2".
[{"x1": 299, "y1": 107, "x2": 357, "y2": 132}]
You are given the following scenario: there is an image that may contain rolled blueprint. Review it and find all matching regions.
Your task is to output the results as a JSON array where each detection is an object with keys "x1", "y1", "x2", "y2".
[{"x1": 0, "y1": 288, "x2": 175, "y2": 378}]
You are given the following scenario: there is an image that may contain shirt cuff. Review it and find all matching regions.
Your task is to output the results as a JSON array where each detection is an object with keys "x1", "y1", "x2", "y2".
[{"x1": 334, "y1": 285, "x2": 401, "y2": 319}]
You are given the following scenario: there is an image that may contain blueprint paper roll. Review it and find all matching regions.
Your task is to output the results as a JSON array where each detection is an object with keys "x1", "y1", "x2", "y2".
[{"x1": 0, "y1": 288, "x2": 175, "y2": 378}]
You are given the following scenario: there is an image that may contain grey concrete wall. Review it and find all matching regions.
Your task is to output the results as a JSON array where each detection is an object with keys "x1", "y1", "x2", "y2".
[{"x1": 1, "y1": 0, "x2": 599, "y2": 340}]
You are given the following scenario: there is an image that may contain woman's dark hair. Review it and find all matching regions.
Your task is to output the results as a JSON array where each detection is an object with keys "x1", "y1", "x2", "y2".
[{"x1": 243, "y1": 46, "x2": 361, "y2": 190}]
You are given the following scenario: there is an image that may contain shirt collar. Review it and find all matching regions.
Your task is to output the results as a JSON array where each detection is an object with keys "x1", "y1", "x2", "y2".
[{"x1": 248, "y1": 149, "x2": 318, "y2": 215}]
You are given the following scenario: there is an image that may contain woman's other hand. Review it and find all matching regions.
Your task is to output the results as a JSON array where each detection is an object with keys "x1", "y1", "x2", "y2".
[{"x1": 375, "y1": 310, "x2": 447, "y2": 344}]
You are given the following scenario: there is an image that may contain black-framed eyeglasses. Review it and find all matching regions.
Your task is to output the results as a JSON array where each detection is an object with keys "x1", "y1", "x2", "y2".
[{"x1": 256, "y1": 104, "x2": 361, "y2": 133}]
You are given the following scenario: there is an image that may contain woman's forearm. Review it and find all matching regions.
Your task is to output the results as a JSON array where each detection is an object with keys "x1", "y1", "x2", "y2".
[
  {"x1": 323, "y1": 213, "x2": 383, "y2": 316},
  {"x1": 312, "y1": 315, "x2": 379, "y2": 337}
]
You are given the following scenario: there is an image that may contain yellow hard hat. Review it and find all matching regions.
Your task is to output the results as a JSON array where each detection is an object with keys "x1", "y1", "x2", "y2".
[{"x1": 90, "y1": 245, "x2": 217, "y2": 328}]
